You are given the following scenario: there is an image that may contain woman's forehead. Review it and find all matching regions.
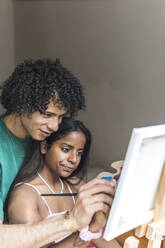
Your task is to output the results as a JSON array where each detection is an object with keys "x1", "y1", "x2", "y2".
[{"x1": 56, "y1": 131, "x2": 86, "y2": 147}]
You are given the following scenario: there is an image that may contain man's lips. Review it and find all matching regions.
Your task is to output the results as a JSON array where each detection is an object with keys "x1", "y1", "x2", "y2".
[{"x1": 40, "y1": 130, "x2": 51, "y2": 137}]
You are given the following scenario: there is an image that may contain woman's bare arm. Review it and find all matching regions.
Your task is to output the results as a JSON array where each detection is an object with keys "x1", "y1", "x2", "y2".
[
  {"x1": 8, "y1": 185, "x2": 42, "y2": 224},
  {"x1": 1, "y1": 177, "x2": 114, "y2": 248}
]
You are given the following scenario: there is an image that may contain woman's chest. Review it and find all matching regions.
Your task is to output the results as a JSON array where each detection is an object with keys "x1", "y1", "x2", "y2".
[{"x1": 37, "y1": 183, "x2": 77, "y2": 219}]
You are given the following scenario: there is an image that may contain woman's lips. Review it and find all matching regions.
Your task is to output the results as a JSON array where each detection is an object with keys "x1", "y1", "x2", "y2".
[{"x1": 60, "y1": 164, "x2": 73, "y2": 172}]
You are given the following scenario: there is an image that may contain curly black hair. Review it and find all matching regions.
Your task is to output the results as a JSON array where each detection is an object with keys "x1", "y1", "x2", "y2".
[{"x1": 1, "y1": 58, "x2": 85, "y2": 117}]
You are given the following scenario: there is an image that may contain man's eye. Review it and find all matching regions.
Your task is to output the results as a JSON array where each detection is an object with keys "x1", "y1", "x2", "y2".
[
  {"x1": 58, "y1": 116, "x2": 63, "y2": 123},
  {"x1": 78, "y1": 151, "x2": 83, "y2": 156},
  {"x1": 42, "y1": 114, "x2": 51, "y2": 118}
]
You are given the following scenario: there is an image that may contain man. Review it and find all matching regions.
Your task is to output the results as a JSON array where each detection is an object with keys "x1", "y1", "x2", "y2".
[{"x1": 0, "y1": 58, "x2": 115, "y2": 247}]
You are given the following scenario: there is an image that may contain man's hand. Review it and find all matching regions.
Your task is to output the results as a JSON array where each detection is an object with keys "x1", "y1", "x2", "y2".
[{"x1": 70, "y1": 177, "x2": 116, "y2": 230}]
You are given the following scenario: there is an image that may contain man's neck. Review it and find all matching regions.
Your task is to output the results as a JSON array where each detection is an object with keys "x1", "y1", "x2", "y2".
[{"x1": 4, "y1": 114, "x2": 29, "y2": 139}]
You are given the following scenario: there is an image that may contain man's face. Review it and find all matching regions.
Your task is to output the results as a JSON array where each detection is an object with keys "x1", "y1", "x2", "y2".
[{"x1": 20, "y1": 100, "x2": 67, "y2": 141}]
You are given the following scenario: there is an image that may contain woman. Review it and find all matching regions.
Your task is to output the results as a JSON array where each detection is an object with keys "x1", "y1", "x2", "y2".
[{"x1": 5, "y1": 117, "x2": 121, "y2": 248}]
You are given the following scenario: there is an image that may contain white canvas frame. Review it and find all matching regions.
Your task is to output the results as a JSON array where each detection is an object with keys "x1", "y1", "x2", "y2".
[{"x1": 103, "y1": 124, "x2": 165, "y2": 241}]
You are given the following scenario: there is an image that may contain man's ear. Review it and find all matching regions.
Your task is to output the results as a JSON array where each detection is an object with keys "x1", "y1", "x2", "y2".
[{"x1": 40, "y1": 141, "x2": 48, "y2": 154}]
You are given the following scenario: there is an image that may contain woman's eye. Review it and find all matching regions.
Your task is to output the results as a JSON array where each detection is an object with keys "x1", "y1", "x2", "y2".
[{"x1": 62, "y1": 147, "x2": 69, "y2": 152}]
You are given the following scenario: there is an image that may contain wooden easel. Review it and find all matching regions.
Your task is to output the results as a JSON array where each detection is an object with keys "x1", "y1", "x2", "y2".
[
  {"x1": 90, "y1": 162, "x2": 165, "y2": 248},
  {"x1": 121, "y1": 164, "x2": 165, "y2": 248}
]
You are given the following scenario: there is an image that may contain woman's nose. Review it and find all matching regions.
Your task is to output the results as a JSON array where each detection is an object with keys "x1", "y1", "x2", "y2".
[{"x1": 68, "y1": 151, "x2": 77, "y2": 165}]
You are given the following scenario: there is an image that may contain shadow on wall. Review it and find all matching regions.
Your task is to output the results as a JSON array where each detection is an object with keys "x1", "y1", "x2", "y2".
[{"x1": 87, "y1": 161, "x2": 122, "y2": 181}]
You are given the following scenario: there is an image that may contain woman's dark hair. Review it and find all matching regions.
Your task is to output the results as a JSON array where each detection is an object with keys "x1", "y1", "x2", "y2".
[
  {"x1": 1, "y1": 58, "x2": 85, "y2": 117},
  {"x1": 4, "y1": 117, "x2": 91, "y2": 222}
]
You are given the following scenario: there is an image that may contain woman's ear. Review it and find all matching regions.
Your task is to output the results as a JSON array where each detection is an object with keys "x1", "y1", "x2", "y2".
[{"x1": 40, "y1": 141, "x2": 48, "y2": 154}]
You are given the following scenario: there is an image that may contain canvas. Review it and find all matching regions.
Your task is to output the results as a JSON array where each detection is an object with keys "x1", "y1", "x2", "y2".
[{"x1": 103, "y1": 124, "x2": 165, "y2": 241}]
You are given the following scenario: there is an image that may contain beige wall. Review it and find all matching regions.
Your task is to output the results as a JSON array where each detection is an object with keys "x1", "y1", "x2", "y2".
[
  {"x1": 0, "y1": 0, "x2": 15, "y2": 113},
  {"x1": 3, "y1": 0, "x2": 165, "y2": 173}
]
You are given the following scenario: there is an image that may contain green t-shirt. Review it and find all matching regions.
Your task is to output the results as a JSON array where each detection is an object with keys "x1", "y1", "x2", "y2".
[{"x1": 0, "y1": 115, "x2": 31, "y2": 220}]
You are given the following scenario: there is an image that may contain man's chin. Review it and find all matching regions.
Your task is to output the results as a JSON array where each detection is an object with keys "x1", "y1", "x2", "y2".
[{"x1": 32, "y1": 134, "x2": 46, "y2": 141}]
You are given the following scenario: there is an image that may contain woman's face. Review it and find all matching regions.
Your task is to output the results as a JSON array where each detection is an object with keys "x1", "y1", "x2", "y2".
[{"x1": 41, "y1": 131, "x2": 86, "y2": 178}]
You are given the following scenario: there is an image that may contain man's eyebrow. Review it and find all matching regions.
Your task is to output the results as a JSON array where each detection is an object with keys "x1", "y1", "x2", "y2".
[
  {"x1": 44, "y1": 111, "x2": 67, "y2": 117},
  {"x1": 61, "y1": 112, "x2": 68, "y2": 117},
  {"x1": 43, "y1": 111, "x2": 56, "y2": 116}
]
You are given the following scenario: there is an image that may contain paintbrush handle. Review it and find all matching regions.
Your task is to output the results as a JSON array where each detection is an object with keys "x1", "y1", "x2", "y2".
[{"x1": 41, "y1": 193, "x2": 77, "y2": 196}]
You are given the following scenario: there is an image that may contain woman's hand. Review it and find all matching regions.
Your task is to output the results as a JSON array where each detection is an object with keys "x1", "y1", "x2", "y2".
[{"x1": 70, "y1": 177, "x2": 116, "y2": 230}]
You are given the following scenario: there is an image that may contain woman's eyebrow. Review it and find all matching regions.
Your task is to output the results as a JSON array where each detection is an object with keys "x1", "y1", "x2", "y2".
[
  {"x1": 62, "y1": 143, "x2": 73, "y2": 148},
  {"x1": 62, "y1": 143, "x2": 84, "y2": 150}
]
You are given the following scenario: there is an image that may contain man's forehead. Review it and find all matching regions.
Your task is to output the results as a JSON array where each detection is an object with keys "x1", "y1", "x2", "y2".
[
  {"x1": 47, "y1": 99, "x2": 67, "y2": 113},
  {"x1": 55, "y1": 101, "x2": 66, "y2": 111}
]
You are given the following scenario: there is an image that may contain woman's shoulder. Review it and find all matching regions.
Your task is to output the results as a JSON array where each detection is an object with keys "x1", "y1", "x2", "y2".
[
  {"x1": 8, "y1": 183, "x2": 42, "y2": 224},
  {"x1": 9, "y1": 183, "x2": 40, "y2": 206}
]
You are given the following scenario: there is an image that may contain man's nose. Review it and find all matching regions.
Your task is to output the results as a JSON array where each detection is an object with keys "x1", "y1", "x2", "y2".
[{"x1": 47, "y1": 118, "x2": 59, "y2": 132}]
